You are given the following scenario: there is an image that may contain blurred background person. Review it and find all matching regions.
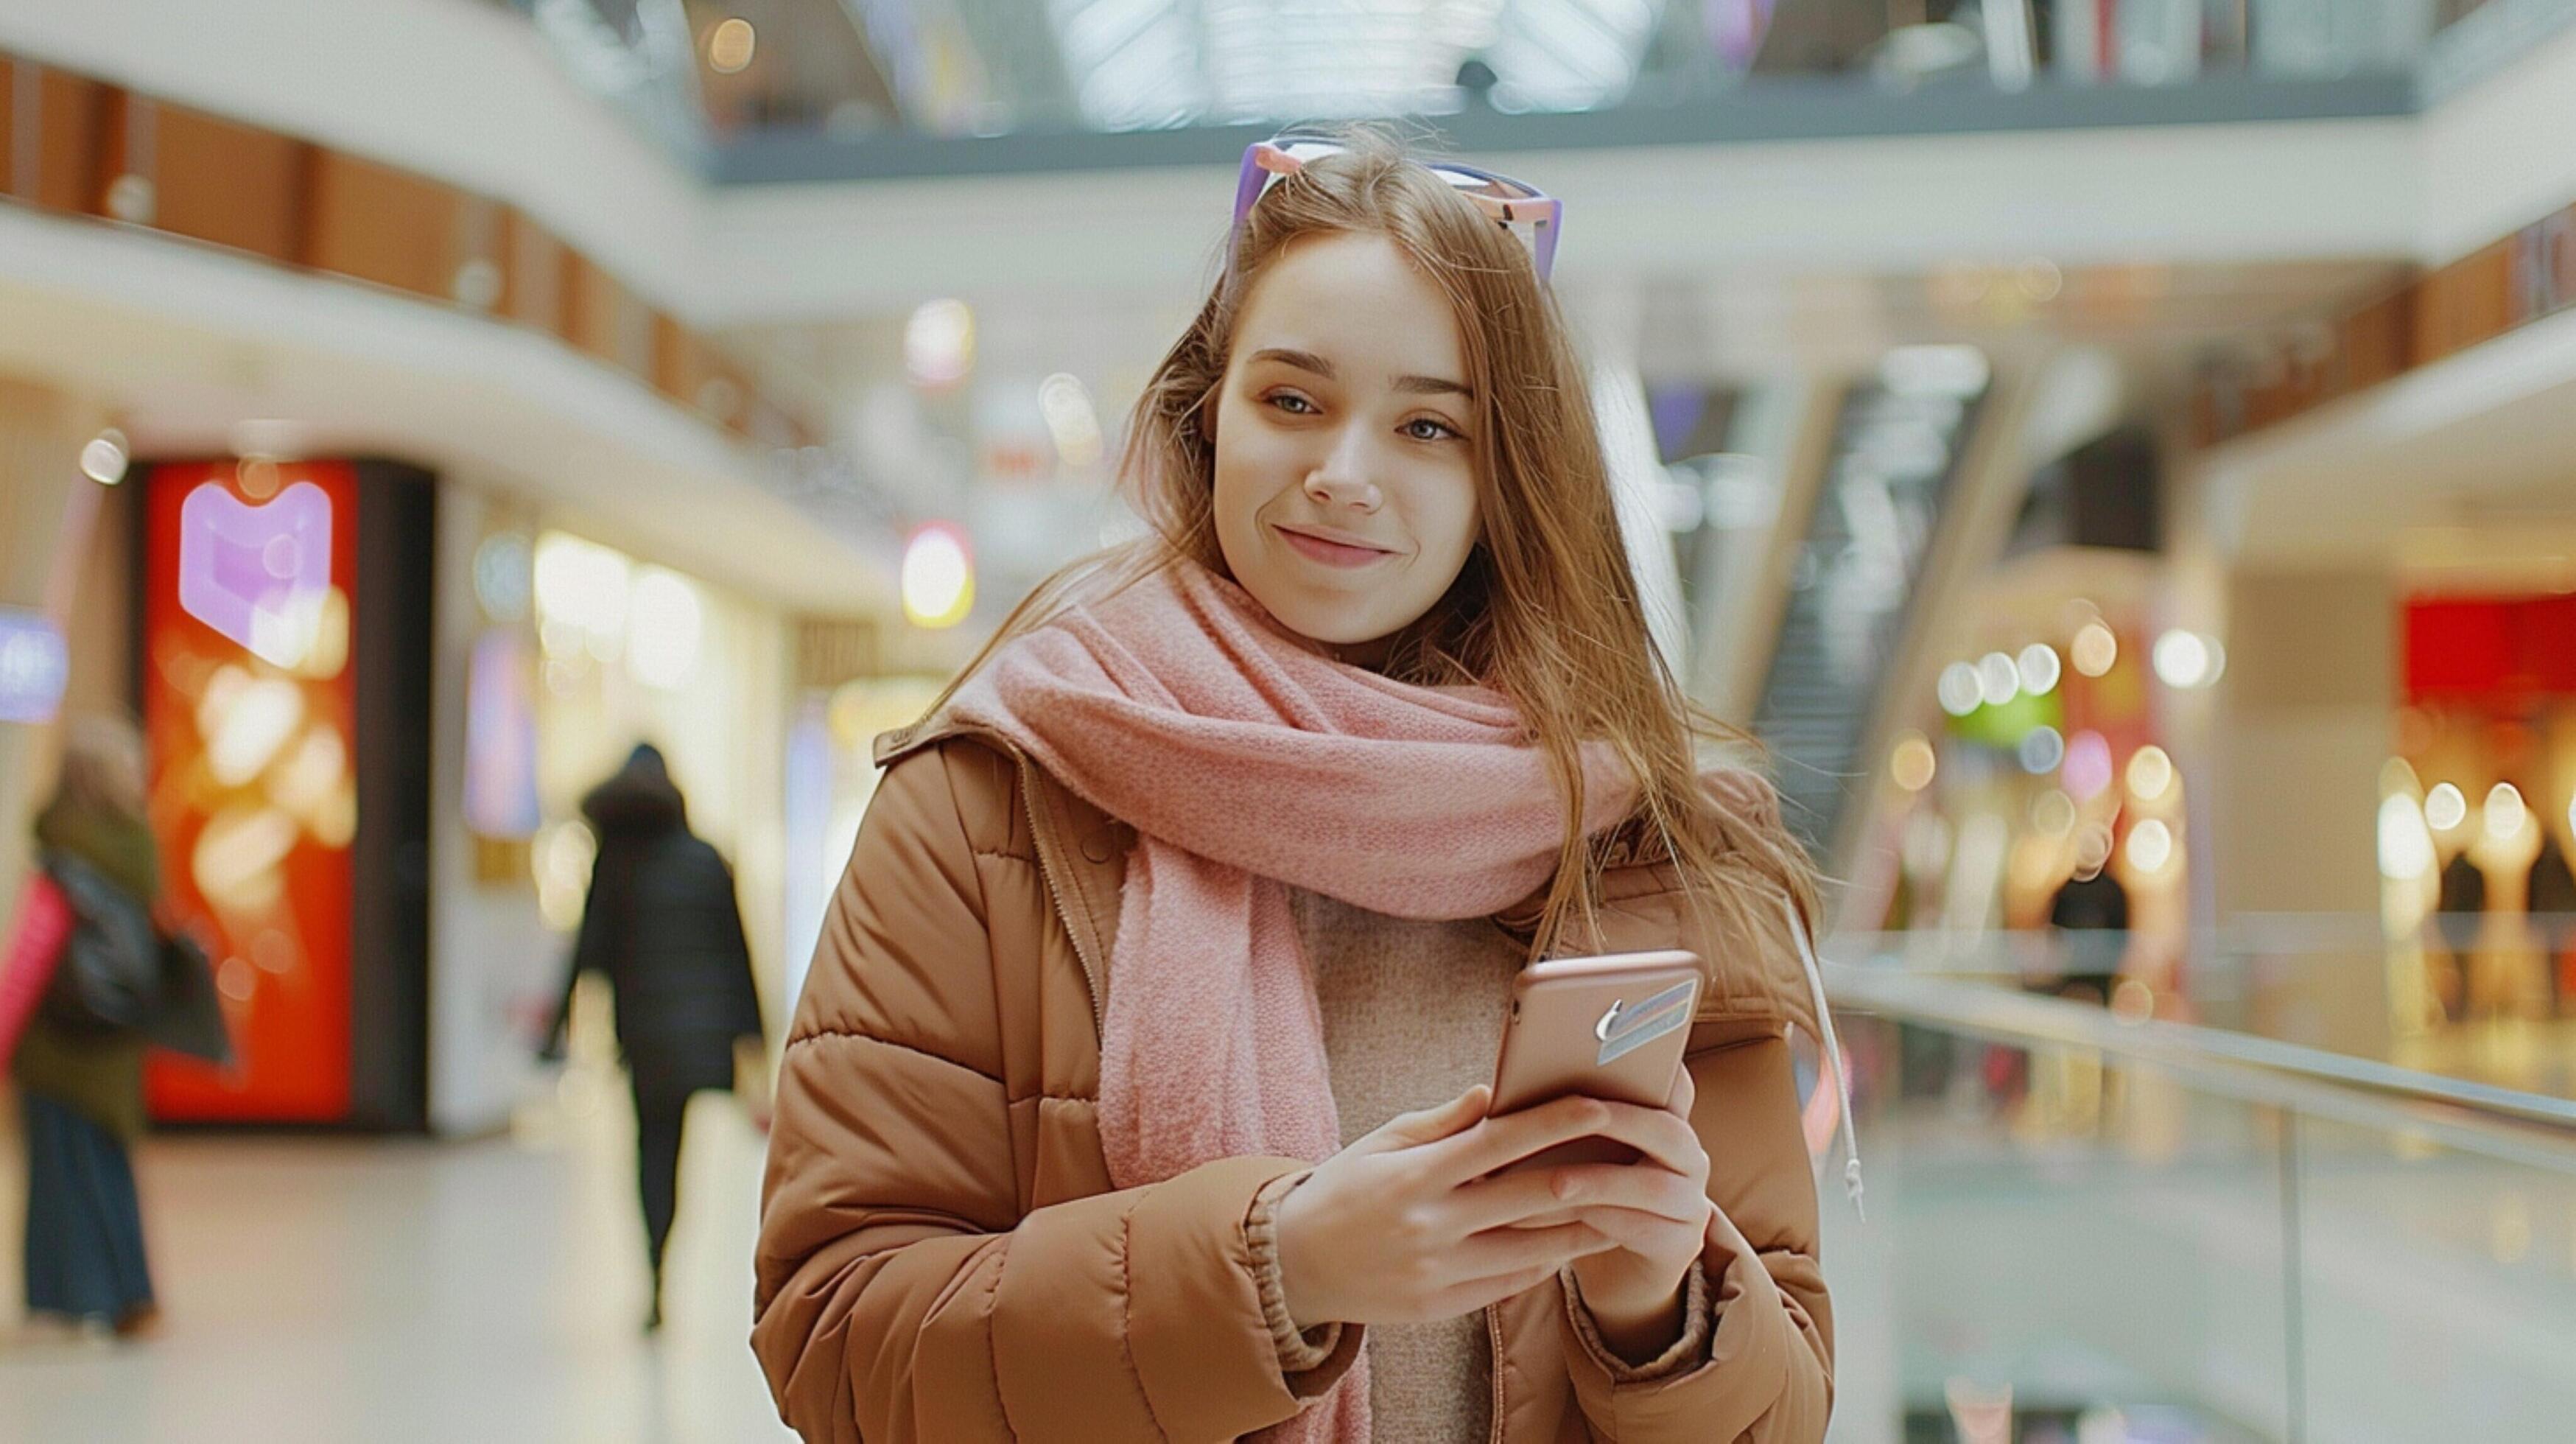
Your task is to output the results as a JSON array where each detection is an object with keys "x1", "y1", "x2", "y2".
[
  {"x1": 2531, "y1": 821, "x2": 2576, "y2": 1017},
  {"x1": 543, "y1": 744, "x2": 768, "y2": 1333},
  {"x1": 2043, "y1": 822, "x2": 2129, "y2": 1007},
  {"x1": 11, "y1": 716, "x2": 162, "y2": 1339}
]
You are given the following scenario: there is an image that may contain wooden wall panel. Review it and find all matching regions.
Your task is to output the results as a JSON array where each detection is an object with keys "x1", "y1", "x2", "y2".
[
  {"x1": 651, "y1": 313, "x2": 698, "y2": 405},
  {"x1": 2335, "y1": 289, "x2": 2414, "y2": 397},
  {"x1": 307, "y1": 151, "x2": 466, "y2": 302},
  {"x1": 2412, "y1": 240, "x2": 2514, "y2": 366},
  {"x1": 0, "y1": 61, "x2": 107, "y2": 214},
  {"x1": 650, "y1": 318, "x2": 754, "y2": 433},
  {"x1": 101, "y1": 97, "x2": 309, "y2": 261},
  {"x1": 499, "y1": 208, "x2": 566, "y2": 333},
  {"x1": 0, "y1": 57, "x2": 19, "y2": 201},
  {"x1": 3, "y1": 49, "x2": 821, "y2": 456},
  {"x1": 562, "y1": 250, "x2": 650, "y2": 376}
]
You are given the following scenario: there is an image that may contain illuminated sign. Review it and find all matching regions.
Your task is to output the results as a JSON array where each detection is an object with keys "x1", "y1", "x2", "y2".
[
  {"x1": 145, "y1": 462, "x2": 358, "y2": 1124},
  {"x1": 178, "y1": 480, "x2": 334, "y2": 669},
  {"x1": 0, "y1": 610, "x2": 68, "y2": 723}
]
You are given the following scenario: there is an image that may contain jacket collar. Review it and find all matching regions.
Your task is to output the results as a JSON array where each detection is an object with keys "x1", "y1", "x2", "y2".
[{"x1": 877, "y1": 715, "x2": 1129, "y2": 1031}]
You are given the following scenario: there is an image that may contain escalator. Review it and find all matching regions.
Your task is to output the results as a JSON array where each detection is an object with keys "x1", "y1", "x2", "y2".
[{"x1": 1747, "y1": 353, "x2": 1991, "y2": 858}]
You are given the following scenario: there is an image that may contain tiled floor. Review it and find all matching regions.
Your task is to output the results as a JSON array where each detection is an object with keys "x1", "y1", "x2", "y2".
[{"x1": 0, "y1": 1071, "x2": 791, "y2": 1444}]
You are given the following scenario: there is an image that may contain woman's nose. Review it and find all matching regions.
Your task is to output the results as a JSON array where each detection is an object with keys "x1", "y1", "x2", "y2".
[{"x1": 1304, "y1": 430, "x2": 1383, "y2": 512}]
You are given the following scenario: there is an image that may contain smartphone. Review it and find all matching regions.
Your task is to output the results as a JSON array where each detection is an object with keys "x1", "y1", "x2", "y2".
[{"x1": 1487, "y1": 950, "x2": 1702, "y2": 1174}]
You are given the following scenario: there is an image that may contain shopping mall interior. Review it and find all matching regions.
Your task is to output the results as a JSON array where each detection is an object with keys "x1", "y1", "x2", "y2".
[{"x1": 1, "y1": 0, "x2": 2572, "y2": 1440}]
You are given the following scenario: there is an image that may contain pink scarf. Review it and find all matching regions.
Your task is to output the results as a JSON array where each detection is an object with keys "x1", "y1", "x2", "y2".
[{"x1": 945, "y1": 558, "x2": 1635, "y2": 1443}]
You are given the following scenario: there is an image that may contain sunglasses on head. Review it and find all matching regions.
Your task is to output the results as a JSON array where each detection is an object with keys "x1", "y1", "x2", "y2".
[{"x1": 1228, "y1": 135, "x2": 1564, "y2": 285}]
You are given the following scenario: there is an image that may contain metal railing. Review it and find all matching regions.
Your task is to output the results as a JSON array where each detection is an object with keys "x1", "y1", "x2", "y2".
[{"x1": 1819, "y1": 953, "x2": 2576, "y2": 1443}]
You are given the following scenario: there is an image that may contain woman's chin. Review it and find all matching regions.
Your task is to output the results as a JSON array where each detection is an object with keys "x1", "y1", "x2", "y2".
[{"x1": 1257, "y1": 597, "x2": 1383, "y2": 644}]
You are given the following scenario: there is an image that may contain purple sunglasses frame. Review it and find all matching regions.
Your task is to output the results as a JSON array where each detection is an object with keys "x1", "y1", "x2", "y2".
[{"x1": 1227, "y1": 136, "x2": 1564, "y2": 284}]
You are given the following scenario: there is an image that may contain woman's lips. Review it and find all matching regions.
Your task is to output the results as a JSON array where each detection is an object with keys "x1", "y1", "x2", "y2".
[{"x1": 1275, "y1": 525, "x2": 1394, "y2": 568}]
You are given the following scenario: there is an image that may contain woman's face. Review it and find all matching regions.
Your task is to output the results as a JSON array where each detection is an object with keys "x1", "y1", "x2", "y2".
[{"x1": 1210, "y1": 231, "x2": 1482, "y2": 664}]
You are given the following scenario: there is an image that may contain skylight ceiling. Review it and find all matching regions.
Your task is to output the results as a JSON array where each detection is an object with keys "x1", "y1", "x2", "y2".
[
  {"x1": 1046, "y1": 0, "x2": 1665, "y2": 130},
  {"x1": 503, "y1": 0, "x2": 2474, "y2": 172}
]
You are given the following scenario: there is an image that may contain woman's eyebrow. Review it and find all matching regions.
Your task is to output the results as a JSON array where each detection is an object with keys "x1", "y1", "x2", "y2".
[
  {"x1": 1249, "y1": 347, "x2": 1471, "y2": 400},
  {"x1": 1250, "y1": 346, "x2": 1336, "y2": 378},
  {"x1": 1394, "y1": 374, "x2": 1473, "y2": 399}
]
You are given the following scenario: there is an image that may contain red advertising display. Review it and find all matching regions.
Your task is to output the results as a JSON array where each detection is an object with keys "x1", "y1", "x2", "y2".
[{"x1": 141, "y1": 460, "x2": 359, "y2": 1121}]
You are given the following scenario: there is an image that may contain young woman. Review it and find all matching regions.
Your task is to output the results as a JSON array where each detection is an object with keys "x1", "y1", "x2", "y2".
[
  {"x1": 754, "y1": 132, "x2": 1844, "y2": 1443},
  {"x1": 13, "y1": 715, "x2": 164, "y2": 1336}
]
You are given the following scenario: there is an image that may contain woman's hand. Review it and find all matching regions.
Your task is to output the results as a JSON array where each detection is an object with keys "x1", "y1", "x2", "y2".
[
  {"x1": 1558, "y1": 1065, "x2": 1713, "y2": 1362},
  {"x1": 1274, "y1": 1085, "x2": 1635, "y2": 1328}
]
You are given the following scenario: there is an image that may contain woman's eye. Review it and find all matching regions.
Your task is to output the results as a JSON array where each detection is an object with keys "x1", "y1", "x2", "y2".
[
  {"x1": 1266, "y1": 393, "x2": 1318, "y2": 416},
  {"x1": 1403, "y1": 417, "x2": 1462, "y2": 442}
]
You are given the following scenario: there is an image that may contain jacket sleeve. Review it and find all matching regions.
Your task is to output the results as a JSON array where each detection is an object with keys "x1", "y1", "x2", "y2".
[
  {"x1": 541, "y1": 870, "x2": 610, "y2": 1059},
  {"x1": 751, "y1": 746, "x2": 1362, "y2": 1444},
  {"x1": 1560, "y1": 1026, "x2": 1834, "y2": 1442}
]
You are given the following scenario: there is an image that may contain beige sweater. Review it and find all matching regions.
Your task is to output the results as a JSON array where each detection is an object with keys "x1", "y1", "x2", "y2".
[{"x1": 1244, "y1": 891, "x2": 1713, "y2": 1443}]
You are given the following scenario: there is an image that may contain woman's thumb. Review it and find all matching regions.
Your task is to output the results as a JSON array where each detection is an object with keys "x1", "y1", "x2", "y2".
[{"x1": 1368, "y1": 1084, "x2": 1490, "y2": 1152}]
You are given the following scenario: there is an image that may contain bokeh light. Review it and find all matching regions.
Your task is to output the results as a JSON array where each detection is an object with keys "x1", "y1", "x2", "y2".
[
  {"x1": 2125, "y1": 745, "x2": 2174, "y2": 802},
  {"x1": 1891, "y1": 732, "x2": 1937, "y2": 791},
  {"x1": 2127, "y1": 818, "x2": 2175, "y2": 874},
  {"x1": 2063, "y1": 730, "x2": 2114, "y2": 801},
  {"x1": 2071, "y1": 621, "x2": 2118, "y2": 677},
  {"x1": 905, "y1": 299, "x2": 975, "y2": 389},
  {"x1": 901, "y1": 523, "x2": 975, "y2": 629},
  {"x1": 2485, "y1": 781, "x2": 2528, "y2": 841},
  {"x1": 2379, "y1": 793, "x2": 2434, "y2": 880},
  {"x1": 2015, "y1": 642, "x2": 2061, "y2": 696},
  {"x1": 706, "y1": 18, "x2": 756, "y2": 73},
  {"x1": 2018, "y1": 724, "x2": 2064, "y2": 774},
  {"x1": 2030, "y1": 788, "x2": 2077, "y2": 836},
  {"x1": 2152, "y1": 628, "x2": 2217, "y2": 688},
  {"x1": 80, "y1": 428, "x2": 128, "y2": 485},
  {"x1": 1039, "y1": 373, "x2": 1104, "y2": 469},
  {"x1": 2425, "y1": 782, "x2": 2468, "y2": 832},
  {"x1": 1976, "y1": 651, "x2": 2019, "y2": 707},
  {"x1": 472, "y1": 533, "x2": 533, "y2": 623},
  {"x1": 1937, "y1": 661, "x2": 1983, "y2": 717},
  {"x1": 532, "y1": 532, "x2": 631, "y2": 659},
  {"x1": 626, "y1": 569, "x2": 704, "y2": 690}
]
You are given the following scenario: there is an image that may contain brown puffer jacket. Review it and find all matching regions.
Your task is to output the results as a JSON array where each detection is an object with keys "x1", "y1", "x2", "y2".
[{"x1": 753, "y1": 718, "x2": 1835, "y2": 1442}]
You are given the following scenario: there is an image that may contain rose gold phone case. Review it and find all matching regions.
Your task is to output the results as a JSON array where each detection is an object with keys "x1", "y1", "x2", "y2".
[{"x1": 1488, "y1": 950, "x2": 1702, "y2": 1174}]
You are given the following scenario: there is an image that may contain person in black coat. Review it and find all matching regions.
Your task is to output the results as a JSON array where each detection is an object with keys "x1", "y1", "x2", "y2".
[{"x1": 544, "y1": 744, "x2": 766, "y2": 1331}]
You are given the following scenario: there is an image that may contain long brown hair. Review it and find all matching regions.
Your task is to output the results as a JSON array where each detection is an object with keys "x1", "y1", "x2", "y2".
[
  {"x1": 931, "y1": 127, "x2": 1817, "y2": 953},
  {"x1": 54, "y1": 713, "x2": 149, "y2": 825}
]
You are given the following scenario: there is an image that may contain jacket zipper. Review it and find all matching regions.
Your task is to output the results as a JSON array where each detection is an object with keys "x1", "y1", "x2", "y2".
[
  {"x1": 1006, "y1": 742, "x2": 1109, "y2": 1035},
  {"x1": 1487, "y1": 1304, "x2": 1507, "y2": 1442}
]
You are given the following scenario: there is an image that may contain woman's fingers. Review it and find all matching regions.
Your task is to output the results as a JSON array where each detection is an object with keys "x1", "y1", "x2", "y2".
[
  {"x1": 1423, "y1": 1094, "x2": 1618, "y2": 1180},
  {"x1": 1358, "y1": 1084, "x2": 1493, "y2": 1155},
  {"x1": 1566, "y1": 1099, "x2": 1708, "y2": 1180},
  {"x1": 1558, "y1": 1204, "x2": 1705, "y2": 1258},
  {"x1": 1450, "y1": 1157, "x2": 1701, "y2": 1232},
  {"x1": 1449, "y1": 1221, "x2": 1617, "y2": 1282},
  {"x1": 1423, "y1": 1091, "x2": 1711, "y2": 1185},
  {"x1": 1539, "y1": 1164, "x2": 1708, "y2": 1224},
  {"x1": 1448, "y1": 1166, "x2": 1593, "y2": 1232}
]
